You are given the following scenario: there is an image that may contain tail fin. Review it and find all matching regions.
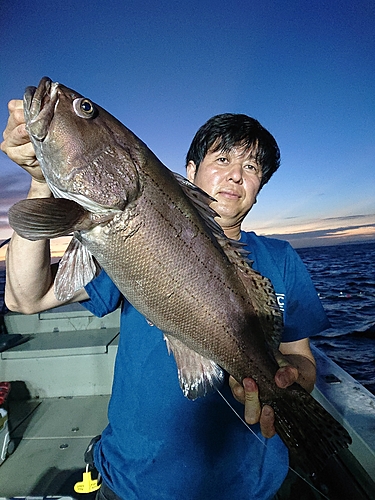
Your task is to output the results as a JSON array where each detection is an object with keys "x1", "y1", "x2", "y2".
[{"x1": 270, "y1": 385, "x2": 352, "y2": 476}]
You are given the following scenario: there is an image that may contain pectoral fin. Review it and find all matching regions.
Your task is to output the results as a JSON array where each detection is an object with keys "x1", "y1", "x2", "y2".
[
  {"x1": 164, "y1": 334, "x2": 225, "y2": 400},
  {"x1": 8, "y1": 198, "x2": 93, "y2": 240},
  {"x1": 8, "y1": 198, "x2": 98, "y2": 300}
]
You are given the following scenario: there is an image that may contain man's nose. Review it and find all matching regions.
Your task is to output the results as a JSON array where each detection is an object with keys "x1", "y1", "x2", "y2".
[{"x1": 227, "y1": 162, "x2": 243, "y2": 183}]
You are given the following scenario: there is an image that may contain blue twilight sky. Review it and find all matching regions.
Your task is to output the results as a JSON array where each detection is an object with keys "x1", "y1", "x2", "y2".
[{"x1": 0, "y1": 0, "x2": 374, "y2": 256}]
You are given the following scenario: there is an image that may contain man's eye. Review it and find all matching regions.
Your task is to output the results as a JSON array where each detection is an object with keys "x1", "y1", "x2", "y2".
[
  {"x1": 245, "y1": 164, "x2": 258, "y2": 172},
  {"x1": 218, "y1": 157, "x2": 228, "y2": 163}
]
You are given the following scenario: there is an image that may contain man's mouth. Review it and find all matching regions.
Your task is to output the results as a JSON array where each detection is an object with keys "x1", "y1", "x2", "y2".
[{"x1": 217, "y1": 189, "x2": 241, "y2": 200}]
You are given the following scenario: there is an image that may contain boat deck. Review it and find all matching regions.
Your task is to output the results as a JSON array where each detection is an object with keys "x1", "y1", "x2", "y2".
[
  {"x1": 0, "y1": 394, "x2": 108, "y2": 497},
  {"x1": 0, "y1": 306, "x2": 375, "y2": 498},
  {"x1": 0, "y1": 304, "x2": 119, "y2": 497}
]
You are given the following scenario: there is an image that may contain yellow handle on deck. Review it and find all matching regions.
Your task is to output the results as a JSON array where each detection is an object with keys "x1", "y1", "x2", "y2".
[{"x1": 74, "y1": 469, "x2": 101, "y2": 493}]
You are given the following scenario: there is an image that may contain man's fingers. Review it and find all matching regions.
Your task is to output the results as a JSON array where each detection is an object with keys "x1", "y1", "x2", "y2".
[
  {"x1": 273, "y1": 349, "x2": 292, "y2": 368},
  {"x1": 275, "y1": 365, "x2": 299, "y2": 389},
  {"x1": 243, "y1": 380, "x2": 276, "y2": 437},
  {"x1": 259, "y1": 405, "x2": 276, "y2": 438},
  {"x1": 243, "y1": 378, "x2": 261, "y2": 425},
  {"x1": 1, "y1": 99, "x2": 42, "y2": 173},
  {"x1": 229, "y1": 376, "x2": 245, "y2": 404},
  {"x1": 229, "y1": 352, "x2": 300, "y2": 438},
  {"x1": 229, "y1": 377, "x2": 261, "y2": 424},
  {"x1": 2, "y1": 101, "x2": 26, "y2": 140},
  {"x1": 8, "y1": 99, "x2": 24, "y2": 112},
  {"x1": 229, "y1": 377, "x2": 277, "y2": 437},
  {"x1": 2, "y1": 122, "x2": 28, "y2": 148},
  {"x1": 273, "y1": 350, "x2": 299, "y2": 388},
  {"x1": 1, "y1": 100, "x2": 29, "y2": 154}
]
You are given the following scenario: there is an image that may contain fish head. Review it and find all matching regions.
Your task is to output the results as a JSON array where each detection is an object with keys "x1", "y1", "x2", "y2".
[{"x1": 24, "y1": 77, "x2": 141, "y2": 211}]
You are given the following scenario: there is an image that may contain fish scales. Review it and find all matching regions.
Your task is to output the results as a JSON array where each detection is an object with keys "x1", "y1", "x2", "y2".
[
  {"x1": 81, "y1": 162, "x2": 268, "y2": 385},
  {"x1": 8, "y1": 77, "x2": 352, "y2": 476}
]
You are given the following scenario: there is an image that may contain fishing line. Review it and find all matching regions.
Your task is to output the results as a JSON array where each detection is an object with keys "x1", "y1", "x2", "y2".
[
  {"x1": 216, "y1": 389, "x2": 331, "y2": 500},
  {"x1": 216, "y1": 389, "x2": 265, "y2": 444}
]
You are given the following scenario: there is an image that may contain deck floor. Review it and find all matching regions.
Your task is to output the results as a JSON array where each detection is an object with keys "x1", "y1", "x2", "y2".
[{"x1": 0, "y1": 394, "x2": 109, "y2": 497}]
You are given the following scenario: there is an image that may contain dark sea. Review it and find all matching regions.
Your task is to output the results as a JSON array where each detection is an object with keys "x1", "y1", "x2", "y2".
[
  {"x1": 0, "y1": 241, "x2": 374, "y2": 393},
  {"x1": 296, "y1": 241, "x2": 375, "y2": 395}
]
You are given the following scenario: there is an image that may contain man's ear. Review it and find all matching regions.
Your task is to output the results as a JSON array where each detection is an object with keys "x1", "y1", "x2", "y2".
[{"x1": 186, "y1": 160, "x2": 197, "y2": 183}]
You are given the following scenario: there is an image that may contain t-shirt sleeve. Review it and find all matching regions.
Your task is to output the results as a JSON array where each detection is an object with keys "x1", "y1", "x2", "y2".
[
  {"x1": 282, "y1": 244, "x2": 330, "y2": 342},
  {"x1": 81, "y1": 269, "x2": 122, "y2": 317}
]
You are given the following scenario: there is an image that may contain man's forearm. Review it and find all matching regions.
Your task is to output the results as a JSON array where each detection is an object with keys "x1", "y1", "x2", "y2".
[
  {"x1": 5, "y1": 179, "x2": 55, "y2": 313},
  {"x1": 5, "y1": 235, "x2": 56, "y2": 313}
]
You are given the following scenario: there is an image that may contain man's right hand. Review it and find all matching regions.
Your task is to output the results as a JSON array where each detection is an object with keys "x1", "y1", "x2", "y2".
[{"x1": 1, "y1": 99, "x2": 45, "y2": 182}]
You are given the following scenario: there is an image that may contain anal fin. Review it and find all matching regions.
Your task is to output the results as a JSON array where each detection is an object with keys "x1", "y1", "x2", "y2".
[{"x1": 164, "y1": 334, "x2": 225, "y2": 400}]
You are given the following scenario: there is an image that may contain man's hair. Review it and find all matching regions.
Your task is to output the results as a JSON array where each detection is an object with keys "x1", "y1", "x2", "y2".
[{"x1": 185, "y1": 113, "x2": 280, "y2": 188}]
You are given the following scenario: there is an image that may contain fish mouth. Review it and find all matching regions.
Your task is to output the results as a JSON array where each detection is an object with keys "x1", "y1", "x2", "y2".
[{"x1": 24, "y1": 77, "x2": 59, "y2": 141}]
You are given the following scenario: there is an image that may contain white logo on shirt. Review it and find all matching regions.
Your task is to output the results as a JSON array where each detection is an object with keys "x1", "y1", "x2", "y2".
[{"x1": 276, "y1": 293, "x2": 285, "y2": 311}]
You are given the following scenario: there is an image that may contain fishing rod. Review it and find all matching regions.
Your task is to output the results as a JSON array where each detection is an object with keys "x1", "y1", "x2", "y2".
[{"x1": 0, "y1": 238, "x2": 11, "y2": 248}]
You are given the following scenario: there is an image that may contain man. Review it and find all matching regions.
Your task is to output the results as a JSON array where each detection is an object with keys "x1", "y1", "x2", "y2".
[{"x1": 1, "y1": 102, "x2": 329, "y2": 499}]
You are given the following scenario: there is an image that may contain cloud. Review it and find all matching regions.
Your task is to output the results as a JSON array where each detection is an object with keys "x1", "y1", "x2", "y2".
[
  {"x1": 263, "y1": 223, "x2": 375, "y2": 248},
  {"x1": 322, "y1": 214, "x2": 375, "y2": 222}
]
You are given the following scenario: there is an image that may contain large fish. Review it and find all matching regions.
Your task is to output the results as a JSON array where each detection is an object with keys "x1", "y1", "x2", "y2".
[{"x1": 9, "y1": 77, "x2": 351, "y2": 474}]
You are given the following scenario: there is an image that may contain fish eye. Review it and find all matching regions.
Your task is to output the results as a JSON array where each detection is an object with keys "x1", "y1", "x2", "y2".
[{"x1": 73, "y1": 98, "x2": 97, "y2": 119}]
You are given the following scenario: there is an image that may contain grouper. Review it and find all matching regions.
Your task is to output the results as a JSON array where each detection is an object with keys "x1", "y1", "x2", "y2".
[{"x1": 8, "y1": 77, "x2": 351, "y2": 474}]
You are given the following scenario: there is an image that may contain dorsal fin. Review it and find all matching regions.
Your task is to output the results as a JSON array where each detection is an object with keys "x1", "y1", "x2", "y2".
[
  {"x1": 173, "y1": 172, "x2": 223, "y2": 237},
  {"x1": 174, "y1": 172, "x2": 283, "y2": 349},
  {"x1": 233, "y1": 259, "x2": 283, "y2": 350},
  {"x1": 174, "y1": 172, "x2": 251, "y2": 260}
]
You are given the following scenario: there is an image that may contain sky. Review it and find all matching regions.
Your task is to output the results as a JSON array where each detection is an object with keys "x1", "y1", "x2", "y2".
[{"x1": 0, "y1": 0, "x2": 374, "y2": 262}]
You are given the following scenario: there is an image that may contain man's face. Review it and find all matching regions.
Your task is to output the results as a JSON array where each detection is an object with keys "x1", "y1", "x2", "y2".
[{"x1": 187, "y1": 143, "x2": 262, "y2": 238}]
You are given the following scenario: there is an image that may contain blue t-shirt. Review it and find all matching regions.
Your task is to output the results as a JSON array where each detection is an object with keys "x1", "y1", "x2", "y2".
[{"x1": 82, "y1": 231, "x2": 329, "y2": 500}]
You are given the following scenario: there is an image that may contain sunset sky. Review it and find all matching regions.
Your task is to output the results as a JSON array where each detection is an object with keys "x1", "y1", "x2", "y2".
[{"x1": 1, "y1": 0, "x2": 374, "y2": 261}]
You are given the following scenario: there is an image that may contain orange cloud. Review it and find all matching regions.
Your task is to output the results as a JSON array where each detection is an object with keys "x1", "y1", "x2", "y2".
[{"x1": 320, "y1": 226, "x2": 375, "y2": 239}]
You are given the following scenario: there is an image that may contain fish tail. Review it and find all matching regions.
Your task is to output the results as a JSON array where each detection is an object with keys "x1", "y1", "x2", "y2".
[{"x1": 270, "y1": 385, "x2": 352, "y2": 476}]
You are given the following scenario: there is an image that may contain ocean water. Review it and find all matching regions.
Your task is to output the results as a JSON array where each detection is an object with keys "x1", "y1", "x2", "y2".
[
  {"x1": 0, "y1": 241, "x2": 374, "y2": 393},
  {"x1": 296, "y1": 241, "x2": 375, "y2": 394}
]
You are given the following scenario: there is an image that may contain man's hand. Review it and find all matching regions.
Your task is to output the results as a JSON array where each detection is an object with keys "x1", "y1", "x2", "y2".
[
  {"x1": 229, "y1": 339, "x2": 316, "y2": 438},
  {"x1": 229, "y1": 363, "x2": 299, "y2": 438},
  {"x1": 1, "y1": 99, "x2": 45, "y2": 182}
]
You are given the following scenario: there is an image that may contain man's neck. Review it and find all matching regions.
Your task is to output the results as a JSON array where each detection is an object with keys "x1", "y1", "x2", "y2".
[{"x1": 223, "y1": 226, "x2": 241, "y2": 240}]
